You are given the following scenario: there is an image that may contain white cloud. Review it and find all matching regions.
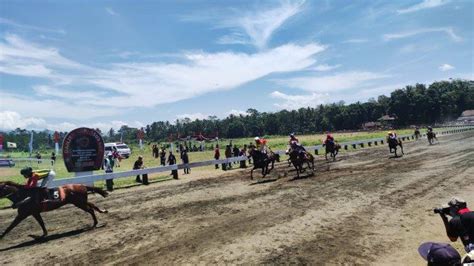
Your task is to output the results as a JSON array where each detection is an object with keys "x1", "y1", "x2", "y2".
[
  {"x1": 0, "y1": 17, "x2": 65, "y2": 34},
  {"x1": 83, "y1": 43, "x2": 325, "y2": 107},
  {"x1": 105, "y1": 7, "x2": 118, "y2": 16},
  {"x1": 0, "y1": 110, "x2": 143, "y2": 132},
  {"x1": 275, "y1": 71, "x2": 389, "y2": 93},
  {"x1": 176, "y1": 113, "x2": 210, "y2": 121},
  {"x1": 0, "y1": 35, "x2": 326, "y2": 128},
  {"x1": 270, "y1": 91, "x2": 328, "y2": 110},
  {"x1": 439, "y1": 63, "x2": 454, "y2": 71},
  {"x1": 0, "y1": 92, "x2": 120, "y2": 119},
  {"x1": 343, "y1": 39, "x2": 369, "y2": 44},
  {"x1": 311, "y1": 64, "x2": 341, "y2": 71},
  {"x1": 397, "y1": 0, "x2": 450, "y2": 14},
  {"x1": 226, "y1": 109, "x2": 249, "y2": 117},
  {"x1": 383, "y1": 27, "x2": 462, "y2": 42},
  {"x1": 216, "y1": 0, "x2": 305, "y2": 49}
]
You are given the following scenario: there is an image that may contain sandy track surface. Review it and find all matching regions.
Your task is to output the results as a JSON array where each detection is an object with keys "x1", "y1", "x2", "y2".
[{"x1": 1, "y1": 132, "x2": 473, "y2": 265}]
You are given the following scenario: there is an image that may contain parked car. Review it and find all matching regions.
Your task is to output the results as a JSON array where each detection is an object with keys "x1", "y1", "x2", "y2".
[
  {"x1": 105, "y1": 143, "x2": 131, "y2": 158},
  {"x1": 0, "y1": 158, "x2": 15, "y2": 167}
]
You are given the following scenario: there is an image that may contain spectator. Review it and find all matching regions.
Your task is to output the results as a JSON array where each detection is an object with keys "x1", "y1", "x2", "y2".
[
  {"x1": 182, "y1": 150, "x2": 190, "y2": 174},
  {"x1": 233, "y1": 145, "x2": 240, "y2": 164},
  {"x1": 214, "y1": 144, "x2": 220, "y2": 169},
  {"x1": 104, "y1": 153, "x2": 115, "y2": 191},
  {"x1": 51, "y1": 152, "x2": 56, "y2": 166},
  {"x1": 36, "y1": 152, "x2": 41, "y2": 164},
  {"x1": 418, "y1": 242, "x2": 461, "y2": 266},
  {"x1": 239, "y1": 148, "x2": 246, "y2": 168},
  {"x1": 160, "y1": 147, "x2": 166, "y2": 166},
  {"x1": 225, "y1": 145, "x2": 232, "y2": 170},
  {"x1": 168, "y1": 151, "x2": 178, "y2": 179},
  {"x1": 152, "y1": 144, "x2": 159, "y2": 158},
  {"x1": 133, "y1": 156, "x2": 145, "y2": 183},
  {"x1": 112, "y1": 147, "x2": 122, "y2": 168},
  {"x1": 438, "y1": 197, "x2": 474, "y2": 252}
]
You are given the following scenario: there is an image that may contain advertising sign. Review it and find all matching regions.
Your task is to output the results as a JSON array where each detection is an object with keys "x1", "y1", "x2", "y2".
[{"x1": 62, "y1": 127, "x2": 104, "y2": 172}]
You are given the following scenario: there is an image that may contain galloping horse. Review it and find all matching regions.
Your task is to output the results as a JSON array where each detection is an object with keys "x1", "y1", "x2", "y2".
[
  {"x1": 387, "y1": 137, "x2": 404, "y2": 157},
  {"x1": 427, "y1": 131, "x2": 438, "y2": 145},
  {"x1": 324, "y1": 141, "x2": 341, "y2": 161},
  {"x1": 249, "y1": 149, "x2": 280, "y2": 180},
  {"x1": 0, "y1": 182, "x2": 108, "y2": 239},
  {"x1": 287, "y1": 148, "x2": 315, "y2": 178}
]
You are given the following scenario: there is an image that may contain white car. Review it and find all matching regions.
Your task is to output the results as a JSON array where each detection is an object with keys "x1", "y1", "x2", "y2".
[{"x1": 105, "y1": 142, "x2": 131, "y2": 158}]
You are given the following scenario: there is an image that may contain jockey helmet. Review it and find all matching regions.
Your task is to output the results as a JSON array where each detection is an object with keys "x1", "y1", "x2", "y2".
[
  {"x1": 290, "y1": 133, "x2": 295, "y2": 137},
  {"x1": 254, "y1": 136, "x2": 260, "y2": 141}
]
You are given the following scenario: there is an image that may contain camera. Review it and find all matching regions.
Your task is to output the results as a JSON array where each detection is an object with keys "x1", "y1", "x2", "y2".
[{"x1": 433, "y1": 207, "x2": 450, "y2": 215}]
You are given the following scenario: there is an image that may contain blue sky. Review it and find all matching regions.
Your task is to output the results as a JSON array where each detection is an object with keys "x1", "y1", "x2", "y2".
[{"x1": 0, "y1": 0, "x2": 472, "y2": 132}]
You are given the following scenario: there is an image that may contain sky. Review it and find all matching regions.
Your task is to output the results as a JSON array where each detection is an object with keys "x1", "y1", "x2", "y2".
[{"x1": 0, "y1": 0, "x2": 473, "y2": 132}]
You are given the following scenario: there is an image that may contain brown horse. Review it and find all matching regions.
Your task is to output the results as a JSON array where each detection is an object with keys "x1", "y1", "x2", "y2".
[
  {"x1": 287, "y1": 148, "x2": 315, "y2": 178},
  {"x1": 387, "y1": 137, "x2": 404, "y2": 157},
  {"x1": 249, "y1": 149, "x2": 280, "y2": 180},
  {"x1": 324, "y1": 141, "x2": 341, "y2": 161},
  {"x1": 0, "y1": 181, "x2": 108, "y2": 240}
]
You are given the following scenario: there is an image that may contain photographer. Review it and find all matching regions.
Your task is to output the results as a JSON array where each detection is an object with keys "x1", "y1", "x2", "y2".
[{"x1": 435, "y1": 197, "x2": 474, "y2": 252}]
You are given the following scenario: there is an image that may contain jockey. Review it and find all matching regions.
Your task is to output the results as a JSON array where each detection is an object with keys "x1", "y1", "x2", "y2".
[
  {"x1": 255, "y1": 136, "x2": 268, "y2": 154},
  {"x1": 289, "y1": 133, "x2": 299, "y2": 145},
  {"x1": 388, "y1": 131, "x2": 397, "y2": 140},
  {"x1": 324, "y1": 133, "x2": 335, "y2": 145},
  {"x1": 12, "y1": 167, "x2": 43, "y2": 208},
  {"x1": 428, "y1": 126, "x2": 433, "y2": 132}
]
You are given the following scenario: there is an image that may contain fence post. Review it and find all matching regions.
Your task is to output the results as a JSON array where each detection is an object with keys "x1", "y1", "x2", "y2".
[{"x1": 352, "y1": 144, "x2": 357, "y2": 149}]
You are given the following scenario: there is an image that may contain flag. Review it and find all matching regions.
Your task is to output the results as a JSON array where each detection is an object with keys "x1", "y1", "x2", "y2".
[
  {"x1": 29, "y1": 131, "x2": 34, "y2": 156},
  {"x1": 7, "y1": 142, "x2": 17, "y2": 148}
]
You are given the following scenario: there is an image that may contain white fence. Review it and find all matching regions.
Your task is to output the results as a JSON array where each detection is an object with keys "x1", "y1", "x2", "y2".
[{"x1": 10, "y1": 125, "x2": 474, "y2": 189}]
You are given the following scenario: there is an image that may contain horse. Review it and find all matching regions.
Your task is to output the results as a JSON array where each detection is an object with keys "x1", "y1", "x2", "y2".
[
  {"x1": 324, "y1": 141, "x2": 341, "y2": 161},
  {"x1": 248, "y1": 149, "x2": 280, "y2": 180},
  {"x1": 387, "y1": 137, "x2": 404, "y2": 157},
  {"x1": 427, "y1": 131, "x2": 438, "y2": 145},
  {"x1": 0, "y1": 181, "x2": 108, "y2": 240},
  {"x1": 414, "y1": 129, "x2": 421, "y2": 140},
  {"x1": 287, "y1": 148, "x2": 315, "y2": 178}
]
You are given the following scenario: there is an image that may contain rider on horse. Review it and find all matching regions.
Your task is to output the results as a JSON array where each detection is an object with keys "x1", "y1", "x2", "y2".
[
  {"x1": 388, "y1": 131, "x2": 397, "y2": 140},
  {"x1": 255, "y1": 136, "x2": 268, "y2": 154},
  {"x1": 324, "y1": 133, "x2": 335, "y2": 145},
  {"x1": 289, "y1": 133, "x2": 307, "y2": 159},
  {"x1": 13, "y1": 167, "x2": 58, "y2": 209}
]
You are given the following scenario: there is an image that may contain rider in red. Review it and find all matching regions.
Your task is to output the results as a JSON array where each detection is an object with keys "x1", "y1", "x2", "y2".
[
  {"x1": 289, "y1": 133, "x2": 299, "y2": 145},
  {"x1": 324, "y1": 133, "x2": 335, "y2": 145},
  {"x1": 13, "y1": 167, "x2": 43, "y2": 208}
]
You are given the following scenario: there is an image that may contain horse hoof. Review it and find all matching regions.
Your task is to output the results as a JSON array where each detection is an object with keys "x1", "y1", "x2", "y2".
[{"x1": 28, "y1": 234, "x2": 46, "y2": 241}]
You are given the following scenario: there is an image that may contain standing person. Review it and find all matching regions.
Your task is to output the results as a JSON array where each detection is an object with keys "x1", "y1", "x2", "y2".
[
  {"x1": 233, "y1": 145, "x2": 240, "y2": 164},
  {"x1": 51, "y1": 152, "x2": 56, "y2": 166},
  {"x1": 248, "y1": 142, "x2": 254, "y2": 164},
  {"x1": 214, "y1": 144, "x2": 220, "y2": 169},
  {"x1": 160, "y1": 147, "x2": 166, "y2": 166},
  {"x1": 36, "y1": 152, "x2": 42, "y2": 164},
  {"x1": 104, "y1": 153, "x2": 115, "y2": 191},
  {"x1": 225, "y1": 145, "x2": 232, "y2": 170},
  {"x1": 168, "y1": 151, "x2": 178, "y2": 179},
  {"x1": 133, "y1": 156, "x2": 144, "y2": 183},
  {"x1": 152, "y1": 144, "x2": 159, "y2": 158},
  {"x1": 112, "y1": 146, "x2": 121, "y2": 167},
  {"x1": 239, "y1": 148, "x2": 247, "y2": 168},
  {"x1": 182, "y1": 150, "x2": 190, "y2": 174}
]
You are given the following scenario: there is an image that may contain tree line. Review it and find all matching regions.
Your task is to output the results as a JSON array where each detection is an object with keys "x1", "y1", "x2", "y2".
[{"x1": 1, "y1": 79, "x2": 473, "y2": 151}]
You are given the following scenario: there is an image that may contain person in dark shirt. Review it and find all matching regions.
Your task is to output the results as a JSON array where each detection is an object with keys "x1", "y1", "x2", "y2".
[
  {"x1": 233, "y1": 145, "x2": 240, "y2": 164},
  {"x1": 214, "y1": 144, "x2": 220, "y2": 169},
  {"x1": 160, "y1": 148, "x2": 166, "y2": 166},
  {"x1": 182, "y1": 150, "x2": 190, "y2": 174},
  {"x1": 133, "y1": 156, "x2": 144, "y2": 183},
  {"x1": 168, "y1": 152, "x2": 178, "y2": 179},
  {"x1": 51, "y1": 152, "x2": 56, "y2": 166},
  {"x1": 438, "y1": 197, "x2": 474, "y2": 252}
]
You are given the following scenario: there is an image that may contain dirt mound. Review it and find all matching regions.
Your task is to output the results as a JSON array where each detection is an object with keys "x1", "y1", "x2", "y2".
[{"x1": 1, "y1": 132, "x2": 473, "y2": 265}]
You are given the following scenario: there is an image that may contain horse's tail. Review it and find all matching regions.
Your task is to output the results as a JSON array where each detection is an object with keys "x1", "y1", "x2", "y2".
[{"x1": 86, "y1": 186, "x2": 109, "y2": 198}]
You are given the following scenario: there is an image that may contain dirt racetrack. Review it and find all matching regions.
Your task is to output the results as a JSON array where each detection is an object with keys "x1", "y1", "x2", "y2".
[{"x1": 1, "y1": 131, "x2": 473, "y2": 265}]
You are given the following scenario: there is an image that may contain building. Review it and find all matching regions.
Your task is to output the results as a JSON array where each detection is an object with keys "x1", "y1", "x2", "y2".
[
  {"x1": 457, "y1": 110, "x2": 474, "y2": 122},
  {"x1": 378, "y1": 115, "x2": 397, "y2": 128}
]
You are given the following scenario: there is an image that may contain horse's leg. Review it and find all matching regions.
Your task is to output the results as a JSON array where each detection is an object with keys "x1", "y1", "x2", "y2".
[
  {"x1": 250, "y1": 168, "x2": 254, "y2": 180},
  {"x1": 325, "y1": 152, "x2": 328, "y2": 161},
  {"x1": 400, "y1": 144, "x2": 404, "y2": 155},
  {"x1": 0, "y1": 213, "x2": 28, "y2": 239},
  {"x1": 88, "y1": 202, "x2": 108, "y2": 214},
  {"x1": 75, "y1": 203, "x2": 98, "y2": 227},
  {"x1": 31, "y1": 212, "x2": 48, "y2": 238}
]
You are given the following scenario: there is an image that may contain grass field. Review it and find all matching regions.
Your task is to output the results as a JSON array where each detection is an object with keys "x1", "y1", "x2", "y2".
[{"x1": 0, "y1": 127, "x2": 445, "y2": 208}]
